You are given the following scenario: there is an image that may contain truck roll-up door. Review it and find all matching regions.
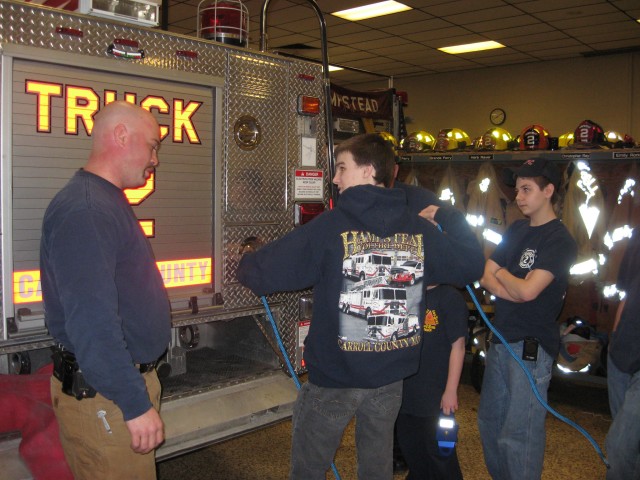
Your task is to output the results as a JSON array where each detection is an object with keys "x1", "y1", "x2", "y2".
[{"x1": 6, "y1": 57, "x2": 216, "y2": 337}]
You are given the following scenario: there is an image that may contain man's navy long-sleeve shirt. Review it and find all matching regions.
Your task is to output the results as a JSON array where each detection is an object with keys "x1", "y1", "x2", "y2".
[{"x1": 41, "y1": 170, "x2": 171, "y2": 420}]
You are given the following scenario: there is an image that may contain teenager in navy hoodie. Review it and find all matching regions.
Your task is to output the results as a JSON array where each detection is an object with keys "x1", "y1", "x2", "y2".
[{"x1": 237, "y1": 133, "x2": 483, "y2": 480}]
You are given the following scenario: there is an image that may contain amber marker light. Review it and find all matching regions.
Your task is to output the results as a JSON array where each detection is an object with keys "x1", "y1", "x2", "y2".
[{"x1": 298, "y1": 95, "x2": 320, "y2": 115}]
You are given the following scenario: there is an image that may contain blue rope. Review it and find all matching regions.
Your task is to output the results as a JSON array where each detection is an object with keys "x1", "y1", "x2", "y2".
[
  {"x1": 465, "y1": 284, "x2": 610, "y2": 468},
  {"x1": 260, "y1": 296, "x2": 342, "y2": 480}
]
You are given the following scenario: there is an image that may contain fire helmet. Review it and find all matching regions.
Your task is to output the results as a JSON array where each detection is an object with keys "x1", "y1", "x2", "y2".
[
  {"x1": 377, "y1": 131, "x2": 398, "y2": 152},
  {"x1": 400, "y1": 131, "x2": 436, "y2": 152},
  {"x1": 558, "y1": 131, "x2": 574, "y2": 148},
  {"x1": 605, "y1": 131, "x2": 636, "y2": 148},
  {"x1": 519, "y1": 124, "x2": 550, "y2": 150},
  {"x1": 573, "y1": 119, "x2": 607, "y2": 148},
  {"x1": 435, "y1": 128, "x2": 471, "y2": 151},
  {"x1": 478, "y1": 127, "x2": 513, "y2": 151}
]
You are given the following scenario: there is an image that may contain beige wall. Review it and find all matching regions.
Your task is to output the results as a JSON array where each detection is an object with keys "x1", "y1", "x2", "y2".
[{"x1": 353, "y1": 52, "x2": 640, "y2": 142}]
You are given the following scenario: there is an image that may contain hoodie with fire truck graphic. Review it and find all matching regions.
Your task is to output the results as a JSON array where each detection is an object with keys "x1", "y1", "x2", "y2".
[{"x1": 238, "y1": 184, "x2": 483, "y2": 389}]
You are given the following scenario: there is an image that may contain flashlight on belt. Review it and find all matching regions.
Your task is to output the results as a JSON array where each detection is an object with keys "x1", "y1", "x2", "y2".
[{"x1": 436, "y1": 412, "x2": 458, "y2": 456}]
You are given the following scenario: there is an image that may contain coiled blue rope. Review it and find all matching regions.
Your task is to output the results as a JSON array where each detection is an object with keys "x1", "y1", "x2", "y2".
[{"x1": 260, "y1": 296, "x2": 342, "y2": 480}]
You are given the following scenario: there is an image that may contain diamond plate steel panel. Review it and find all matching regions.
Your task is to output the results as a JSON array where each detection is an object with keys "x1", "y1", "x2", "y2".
[
  {"x1": 1, "y1": 1, "x2": 228, "y2": 76},
  {"x1": 224, "y1": 52, "x2": 290, "y2": 218},
  {"x1": 219, "y1": 54, "x2": 326, "y2": 362}
]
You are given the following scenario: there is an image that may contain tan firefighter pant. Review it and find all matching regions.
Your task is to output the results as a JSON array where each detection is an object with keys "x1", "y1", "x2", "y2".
[{"x1": 50, "y1": 370, "x2": 161, "y2": 480}]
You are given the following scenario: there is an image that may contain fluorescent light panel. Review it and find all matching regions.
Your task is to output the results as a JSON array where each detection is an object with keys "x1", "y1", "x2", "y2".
[
  {"x1": 332, "y1": 1, "x2": 412, "y2": 21},
  {"x1": 328, "y1": 65, "x2": 343, "y2": 72},
  {"x1": 439, "y1": 41, "x2": 505, "y2": 54}
]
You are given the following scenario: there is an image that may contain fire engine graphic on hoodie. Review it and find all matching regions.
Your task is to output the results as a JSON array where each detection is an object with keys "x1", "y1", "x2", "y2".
[{"x1": 338, "y1": 231, "x2": 424, "y2": 352}]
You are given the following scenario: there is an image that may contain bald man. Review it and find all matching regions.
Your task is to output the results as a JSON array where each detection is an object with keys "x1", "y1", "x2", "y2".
[{"x1": 41, "y1": 101, "x2": 171, "y2": 479}]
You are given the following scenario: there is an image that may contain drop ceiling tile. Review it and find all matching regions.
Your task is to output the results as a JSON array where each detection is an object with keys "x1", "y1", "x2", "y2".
[
  {"x1": 415, "y1": 0, "x2": 506, "y2": 17},
  {"x1": 331, "y1": 29, "x2": 391, "y2": 45},
  {"x1": 357, "y1": 9, "x2": 433, "y2": 29},
  {"x1": 404, "y1": 26, "x2": 470, "y2": 43},
  {"x1": 487, "y1": 23, "x2": 560, "y2": 41},
  {"x1": 515, "y1": 37, "x2": 582, "y2": 52},
  {"x1": 478, "y1": 52, "x2": 541, "y2": 65},
  {"x1": 276, "y1": 17, "x2": 335, "y2": 34},
  {"x1": 271, "y1": 33, "x2": 318, "y2": 47},
  {"x1": 430, "y1": 33, "x2": 497, "y2": 49},
  {"x1": 514, "y1": 0, "x2": 596, "y2": 14},
  {"x1": 588, "y1": 38, "x2": 640, "y2": 51},
  {"x1": 441, "y1": 5, "x2": 525, "y2": 25},
  {"x1": 567, "y1": 21, "x2": 640, "y2": 37},
  {"x1": 328, "y1": 22, "x2": 372, "y2": 37},
  {"x1": 548, "y1": 13, "x2": 631, "y2": 30},
  {"x1": 381, "y1": 17, "x2": 455, "y2": 36},
  {"x1": 506, "y1": 32, "x2": 575, "y2": 49},
  {"x1": 263, "y1": 5, "x2": 318, "y2": 26},
  {"x1": 329, "y1": 50, "x2": 376, "y2": 62},
  {"x1": 533, "y1": 3, "x2": 620, "y2": 21}
]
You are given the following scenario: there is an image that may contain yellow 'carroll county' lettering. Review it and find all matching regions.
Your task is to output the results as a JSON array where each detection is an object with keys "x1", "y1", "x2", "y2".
[
  {"x1": 13, "y1": 257, "x2": 213, "y2": 304},
  {"x1": 25, "y1": 81, "x2": 63, "y2": 132},
  {"x1": 173, "y1": 99, "x2": 202, "y2": 144},
  {"x1": 157, "y1": 258, "x2": 212, "y2": 288},
  {"x1": 13, "y1": 270, "x2": 41, "y2": 304},
  {"x1": 66, "y1": 85, "x2": 100, "y2": 135}
]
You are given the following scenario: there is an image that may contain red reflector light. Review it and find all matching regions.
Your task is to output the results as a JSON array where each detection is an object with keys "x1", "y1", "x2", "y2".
[
  {"x1": 113, "y1": 38, "x2": 140, "y2": 48},
  {"x1": 177, "y1": 50, "x2": 198, "y2": 59},
  {"x1": 56, "y1": 27, "x2": 83, "y2": 37},
  {"x1": 297, "y1": 202, "x2": 325, "y2": 225},
  {"x1": 298, "y1": 95, "x2": 320, "y2": 115}
]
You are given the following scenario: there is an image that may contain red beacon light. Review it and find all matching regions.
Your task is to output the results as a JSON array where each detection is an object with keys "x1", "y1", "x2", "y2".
[{"x1": 198, "y1": 0, "x2": 249, "y2": 48}]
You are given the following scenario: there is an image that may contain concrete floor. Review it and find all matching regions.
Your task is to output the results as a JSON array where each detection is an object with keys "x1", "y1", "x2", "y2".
[{"x1": 158, "y1": 366, "x2": 612, "y2": 479}]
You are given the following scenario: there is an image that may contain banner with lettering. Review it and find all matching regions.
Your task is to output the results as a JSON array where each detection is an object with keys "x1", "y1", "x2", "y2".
[{"x1": 330, "y1": 83, "x2": 394, "y2": 120}]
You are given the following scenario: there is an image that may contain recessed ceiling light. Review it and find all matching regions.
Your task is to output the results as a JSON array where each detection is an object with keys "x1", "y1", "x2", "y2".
[
  {"x1": 332, "y1": 1, "x2": 412, "y2": 21},
  {"x1": 439, "y1": 41, "x2": 505, "y2": 54}
]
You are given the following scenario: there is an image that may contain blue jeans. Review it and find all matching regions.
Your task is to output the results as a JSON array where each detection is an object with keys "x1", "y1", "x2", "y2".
[
  {"x1": 289, "y1": 380, "x2": 403, "y2": 480},
  {"x1": 477, "y1": 341, "x2": 553, "y2": 480},
  {"x1": 606, "y1": 354, "x2": 640, "y2": 480}
]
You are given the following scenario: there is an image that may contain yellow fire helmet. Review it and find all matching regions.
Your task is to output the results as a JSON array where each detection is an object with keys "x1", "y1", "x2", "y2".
[
  {"x1": 558, "y1": 131, "x2": 574, "y2": 148},
  {"x1": 478, "y1": 127, "x2": 513, "y2": 151},
  {"x1": 400, "y1": 130, "x2": 436, "y2": 153},
  {"x1": 435, "y1": 128, "x2": 471, "y2": 151},
  {"x1": 604, "y1": 131, "x2": 635, "y2": 148},
  {"x1": 377, "y1": 131, "x2": 398, "y2": 152}
]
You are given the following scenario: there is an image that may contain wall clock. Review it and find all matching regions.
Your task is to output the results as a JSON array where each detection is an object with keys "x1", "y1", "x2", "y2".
[{"x1": 490, "y1": 108, "x2": 506, "y2": 126}]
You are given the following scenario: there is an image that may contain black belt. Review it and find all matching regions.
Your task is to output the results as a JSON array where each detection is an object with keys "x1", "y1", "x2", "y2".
[
  {"x1": 138, "y1": 362, "x2": 157, "y2": 373},
  {"x1": 54, "y1": 344, "x2": 156, "y2": 373}
]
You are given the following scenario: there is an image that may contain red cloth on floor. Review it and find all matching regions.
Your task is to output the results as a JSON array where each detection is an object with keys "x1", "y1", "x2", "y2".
[{"x1": 0, "y1": 364, "x2": 73, "y2": 480}]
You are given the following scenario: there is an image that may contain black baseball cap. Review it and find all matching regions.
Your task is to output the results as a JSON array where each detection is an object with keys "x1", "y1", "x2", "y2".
[{"x1": 503, "y1": 158, "x2": 561, "y2": 189}]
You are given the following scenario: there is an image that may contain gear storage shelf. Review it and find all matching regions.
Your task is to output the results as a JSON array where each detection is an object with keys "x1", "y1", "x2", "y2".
[{"x1": 398, "y1": 148, "x2": 640, "y2": 164}]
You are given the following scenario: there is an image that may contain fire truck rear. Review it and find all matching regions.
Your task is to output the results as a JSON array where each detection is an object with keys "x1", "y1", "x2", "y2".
[{"x1": 0, "y1": 0, "x2": 328, "y2": 465}]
